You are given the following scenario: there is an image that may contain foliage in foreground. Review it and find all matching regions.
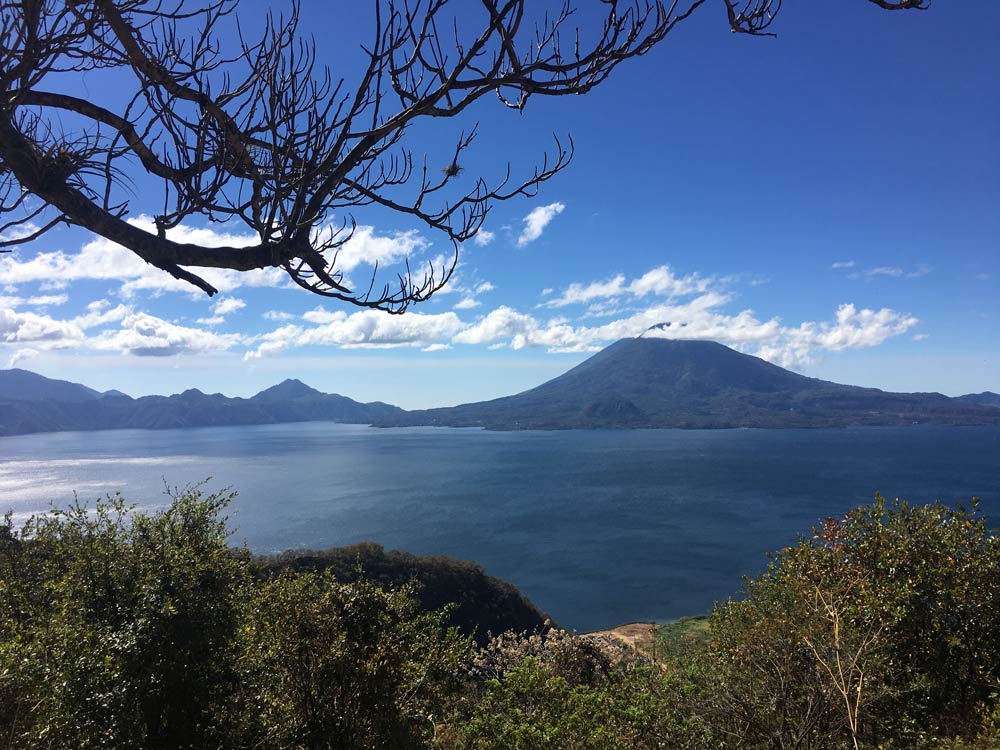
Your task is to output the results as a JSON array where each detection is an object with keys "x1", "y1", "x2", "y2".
[
  {"x1": 2, "y1": 490, "x2": 999, "y2": 749},
  {"x1": 0, "y1": 489, "x2": 469, "y2": 749},
  {"x1": 703, "y1": 496, "x2": 1000, "y2": 749}
]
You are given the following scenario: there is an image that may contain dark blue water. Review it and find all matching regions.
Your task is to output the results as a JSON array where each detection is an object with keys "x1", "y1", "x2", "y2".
[{"x1": 2, "y1": 424, "x2": 998, "y2": 631}]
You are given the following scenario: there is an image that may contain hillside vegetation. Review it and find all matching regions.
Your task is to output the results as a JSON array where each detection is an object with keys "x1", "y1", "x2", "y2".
[{"x1": 2, "y1": 489, "x2": 999, "y2": 749}]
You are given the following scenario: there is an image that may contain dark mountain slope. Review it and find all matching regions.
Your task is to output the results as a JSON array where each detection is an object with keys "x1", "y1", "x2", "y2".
[
  {"x1": 0, "y1": 371, "x2": 404, "y2": 436},
  {"x1": 251, "y1": 378, "x2": 325, "y2": 402},
  {"x1": 0, "y1": 368, "x2": 102, "y2": 402},
  {"x1": 956, "y1": 392, "x2": 1000, "y2": 408},
  {"x1": 375, "y1": 338, "x2": 1000, "y2": 429}
]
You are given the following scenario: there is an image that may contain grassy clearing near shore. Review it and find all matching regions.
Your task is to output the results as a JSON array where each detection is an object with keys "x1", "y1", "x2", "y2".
[{"x1": 655, "y1": 615, "x2": 711, "y2": 661}]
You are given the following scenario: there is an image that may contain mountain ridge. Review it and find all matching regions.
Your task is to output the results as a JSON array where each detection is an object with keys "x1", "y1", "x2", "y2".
[
  {"x1": 0, "y1": 368, "x2": 103, "y2": 403},
  {"x1": 0, "y1": 369, "x2": 404, "y2": 436},
  {"x1": 954, "y1": 391, "x2": 1000, "y2": 408},
  {"x1": 1, "y1": 338, "x2": 998, "y2": 436},
  {"x1": 374, "y1": 338, "x2": 1000, "y2": 429}
]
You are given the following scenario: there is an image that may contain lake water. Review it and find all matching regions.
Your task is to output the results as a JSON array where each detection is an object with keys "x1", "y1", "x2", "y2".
[{"x1": 2, "y1": 423, "x2": 998, "y2": 631}]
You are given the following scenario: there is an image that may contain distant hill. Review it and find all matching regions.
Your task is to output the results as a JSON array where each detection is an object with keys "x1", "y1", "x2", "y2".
[
  {"x1": 2, "y1": 340, "x2": 998, "y2": 436},
  {"x1": 955, "y1": 391, "x2": 1000, "y2": 408},
  {"x1": 0, "y1": 371, "x2": 404, "y2": 437},
  {"x1": 373, "y1": 338, "x2": 1000, "y2": 429},
  {"x1": 254, "y1": 542, "x2": 549, "y2": 645},
  {"x1": 0, "y1": 369, "x2": 102, "y2": 403}
]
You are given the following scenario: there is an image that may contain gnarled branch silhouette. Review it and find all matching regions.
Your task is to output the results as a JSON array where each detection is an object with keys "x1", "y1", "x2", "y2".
[{"x1": 0, "y1": 0, "x2": 928, "y2": 311}]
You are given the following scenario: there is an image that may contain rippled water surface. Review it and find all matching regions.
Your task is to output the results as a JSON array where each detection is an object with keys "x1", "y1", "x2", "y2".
[{"x1": 2, "y1": 423, "x2": 998, "y2": 630}]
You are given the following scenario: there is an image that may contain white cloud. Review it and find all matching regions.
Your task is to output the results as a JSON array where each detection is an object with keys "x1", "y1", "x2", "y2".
[
  {"x1": 629, "y1": 266, "x2": 709, "y2": 298},
  {"x1": 1, "y1": 295, "x2": 29, "y2": 308},
  {"x1": 913, "y1": 333, "x2": 929, "y2": 341},
  {"x1": 0, "y1": 221, "x2": 42, "y2": 245},
  {"x1": 860, "y1": 264, "x2": 931, "y2": 281},
  {"x1": 6, "y1": 347, "x2": 39, "y2": 368},
  {"x1": 93, "y1": 312, "x2": 243, "y2": 356},
  {"x1": 831, "y1": 260, "x2": 856, "y2": 269},
  {"x1": 212, "y1": 297, "x2": 246, "y2": 317},
  {"x1": 975, "y1": 273, "x2": 991, "y2": 281},
  {"x1": 545, "y1": 274, "x2": 627, "y2": 307},
  {"x1": 27, "y1": 294, "x2": 68, "y2": 306},
  {"x1": 0, "y1": 304, "x2": 126, "y2": 353},
  {"x1": 332, "y1": 226, "x2": 428, "y2": 272},
  {"x1": 1, "y1": 254, "x2": 919, "y2": 373},
  {"x1": 517, "y1": 202, "x2": 565, "y2": 247},
  {"x1": 246, "y1": 310, "x2": 464, "y2": 358},
  {"x1": 298, "y1": 310, "x2": 463, "y2": 349},
  {"x1": 0, "y1": 216, "x2": 287, "y2": 298},
  {"x1": 0, "y1": 293, "x2": 69, "y2": 309},
  {"x1": 301, "y1": 307, "x2": 346, "y2": 325},
  {"x1": 542, "y1": 265, "x2": 708, "y2": 308},
  {"x1": 244, "y1": 324, "x2": 302, "y2": 360},
  {"x1": 0, "y1": 308, "x2": 85, "y2": 346},
  {"x1": 452, "y1": 307, "x2": 593, "y2": 352},
  {"x1": 1, "y1": 302, "x2": 236, "y2": 359},
  {"x1": 441, "y1": 281, "x2": 494, "y2": 311},
  {"x1": 199, "y1": 297, "x2": 246, "y2": 326},
  {"x1": 866, "y1": 266, "x2": 904, "y2": 278},
  {"x1": 73, "y1": 304, "x2": 130, "y2": 330},
  {"x1": 451, "y1": 292, "x2": 916, "y2": 367},
  {"x1": 473, "y1": 229, "x2": 495, "y2": 247},
  {"x1": 790, "y1": 303, "x2": 918, "y2": 353},
  {"x1": 453, "y1": 307, "x2": 536, "y2": 346}
]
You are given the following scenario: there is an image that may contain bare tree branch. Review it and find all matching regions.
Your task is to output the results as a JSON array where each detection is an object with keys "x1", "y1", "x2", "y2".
[{"x1": 0, "y1": 0, "x2": 930, "y2": 306}]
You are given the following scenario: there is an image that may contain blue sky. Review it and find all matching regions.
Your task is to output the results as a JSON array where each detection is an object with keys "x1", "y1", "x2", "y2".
[{"x1": 1, "y1": 1, "x2": 997, "y2": 408}]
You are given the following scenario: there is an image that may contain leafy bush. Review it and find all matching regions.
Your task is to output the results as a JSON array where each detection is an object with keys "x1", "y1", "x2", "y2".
[
  {"x1": 701, "y1": 495, "x2": 1000, "y2": 749},
  {"x1": 461, "y1": 658, "x2": 709, "y2": 750},
  {"x1": 231, "y1": 572, "x2": 470, "y2": 750},
  {"x1": 0, "y1": 488, "x2": 472, "y2": 750},
  {"x1": 1, "y1": 488, "x2": 245, "y2": 749}
]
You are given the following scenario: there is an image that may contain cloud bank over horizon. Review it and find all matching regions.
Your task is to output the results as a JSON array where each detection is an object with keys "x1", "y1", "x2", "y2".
[{"x1": 1, "y1": 216, "x2": 920, "y2": 374}]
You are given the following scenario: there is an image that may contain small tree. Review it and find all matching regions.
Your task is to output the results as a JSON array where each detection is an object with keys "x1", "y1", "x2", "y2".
[
  {"x1": 0, "y1": 0, "x2": 927, "y2": 310},
  {"x1": 702, "y1": 496, "x2": 1000, "y2": 749},
  {"x1": 231, "y1": 571, "x2": 471, "y2": 750},
  {"x1": 0, "y1": 487, "x2": 247, "y2": 749}
]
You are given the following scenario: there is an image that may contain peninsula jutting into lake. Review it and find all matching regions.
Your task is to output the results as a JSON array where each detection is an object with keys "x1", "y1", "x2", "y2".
[{"x1": 2, "y1": 338, "x2": 998, "y2": 437}]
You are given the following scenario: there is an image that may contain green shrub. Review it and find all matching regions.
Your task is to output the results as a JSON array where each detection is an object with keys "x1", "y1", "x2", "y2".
[
  {"x1": 702, "y1": 495, "x2": 1000, "y2": 749},
  {"x1": 0, "y1": 488, "x2": 245, "y2": 749},
  {"x1": 462, "y1": 630, "x2": 711, "y2": 750},
  {"x1": 230, "y1": 571, "x2": 471, "y2": 750},
  {"x1": 0, "y1": 489, "x2": 472, "y2": 750}
]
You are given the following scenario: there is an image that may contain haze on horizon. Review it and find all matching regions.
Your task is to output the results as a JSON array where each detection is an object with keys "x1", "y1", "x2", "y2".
[{"x1": 1, "y1": 2, "x2": 996, "y2": 410}]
